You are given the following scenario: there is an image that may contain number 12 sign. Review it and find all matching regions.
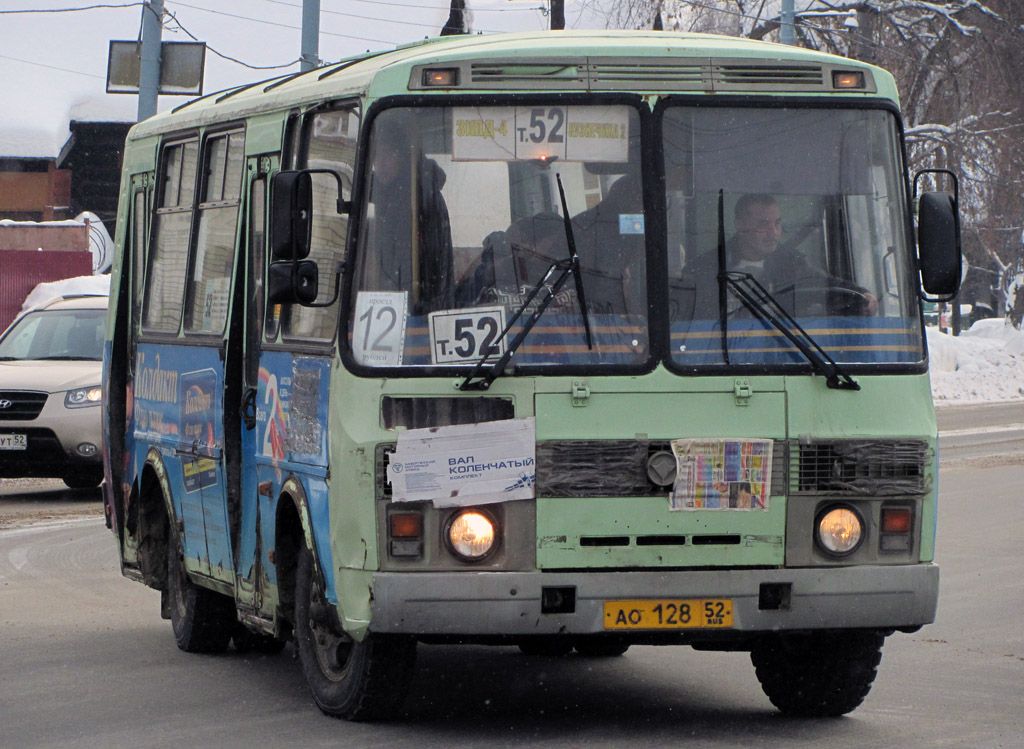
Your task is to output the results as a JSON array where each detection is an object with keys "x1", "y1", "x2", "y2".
[{"x1": 353, "y1": 291, "x2": 408, "y2": 366}]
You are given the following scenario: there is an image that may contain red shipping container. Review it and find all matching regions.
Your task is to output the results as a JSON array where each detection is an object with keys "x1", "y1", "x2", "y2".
[{"x1": 0, "y1": 250, "x2": 94, "y2": 332}]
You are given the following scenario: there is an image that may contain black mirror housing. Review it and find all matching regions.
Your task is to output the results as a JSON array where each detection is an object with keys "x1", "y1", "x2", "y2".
[
  {"x1": 917, "y1": 191, "x2": 962, "y2": 298},
  {"x1": 267, "y1": 260, "x2": 319, "y2": 306},
  {"x1": 270, "y1": 170, "x2": 313, "y2": 260}
]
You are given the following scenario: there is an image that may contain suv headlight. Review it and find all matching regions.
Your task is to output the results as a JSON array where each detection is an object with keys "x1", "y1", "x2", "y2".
[{"x1": 66, "y1": 386, "x2": 102, "y2": 408}]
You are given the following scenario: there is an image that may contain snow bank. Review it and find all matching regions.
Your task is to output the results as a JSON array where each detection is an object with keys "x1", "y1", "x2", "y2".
[{"x1": 928, "y1": 320, "x2": 1024, "y2": 405}]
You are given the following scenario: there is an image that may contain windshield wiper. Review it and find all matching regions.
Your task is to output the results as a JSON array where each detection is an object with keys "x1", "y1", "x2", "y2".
[
  {"x1": 458, "y1": 256, "x2": 578, "y2": 391},
  {"x1": 723, "y1": 272, "x2": 860, "y2": 391},
  {"x1": 716, "y1": 190, "x2": 730, "y2": 365},
  {"x1": 556, "y1": 173, "x2": 593, "y2": 349},
  {"x1": 459, "y1": 173, "x2": 593, "y2": 392},
  {"x1": 712, "y1": 188, "x2": 856, "y2": 391}
]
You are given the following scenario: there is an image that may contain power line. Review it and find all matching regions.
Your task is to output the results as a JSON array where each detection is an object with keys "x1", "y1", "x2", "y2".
[
  {"x1": 0, "y1": 3, "x2": 142, "y2": 13},
  {"x1": 167, "y1": 1, "x2": 395, "y2": 45},
  {"x1": 164, "y1": 9, "x2": 301, "y2": 70},
  {"x1": 0, "y1": 52, "x2": 106, "y2": 80}
]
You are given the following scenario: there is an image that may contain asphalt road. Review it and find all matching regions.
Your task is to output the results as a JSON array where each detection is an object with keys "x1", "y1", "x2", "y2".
[{"x1": 0, "y1": 403, "x2": 1021, "y2": 747}]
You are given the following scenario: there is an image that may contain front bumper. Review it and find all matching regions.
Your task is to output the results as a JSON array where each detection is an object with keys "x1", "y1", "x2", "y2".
[
  {"x1": 0, "y1": 394, "x2": 102, "y2": 478},
  {"x1": 369, "y1": 564, "x2": 938, "y2": 636}
]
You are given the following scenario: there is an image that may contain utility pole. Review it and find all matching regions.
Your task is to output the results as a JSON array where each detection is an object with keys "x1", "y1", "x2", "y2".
[
  {"x1": 300, "y1": 0, "x2": 320, "y2": 72},
  {"x1": 550, "y1": 0, "x2": 565, "y2": 30},
  {"x1": 780, "y1": 0, "x2": 795, "y2": 45},
  {"x1": 137, "y1": 0, "x2": 163, "y2": 121}
]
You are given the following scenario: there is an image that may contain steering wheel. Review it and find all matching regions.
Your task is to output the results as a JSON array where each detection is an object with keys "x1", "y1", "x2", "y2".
[{"x1": 772, "y1": 280, "x2": 875, "y2": 317}]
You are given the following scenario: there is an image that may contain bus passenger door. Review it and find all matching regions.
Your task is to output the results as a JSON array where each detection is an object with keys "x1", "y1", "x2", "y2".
[
  {"x1": 233, "y1": 157, "x2": 275, "y2": 610},
  {"x1": 180, "y1": 129, "x2": 247, "y2": 581}
]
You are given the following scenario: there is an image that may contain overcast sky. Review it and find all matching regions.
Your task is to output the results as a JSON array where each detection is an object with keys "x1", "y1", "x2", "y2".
[{"x1": 0, "y1": 1, "x2": 606, "y2": 158}]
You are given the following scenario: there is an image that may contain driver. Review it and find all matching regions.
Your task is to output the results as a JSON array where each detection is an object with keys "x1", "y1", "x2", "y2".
[{"x1": 683, "y1": 193, "x2": 877, "y2": 317}]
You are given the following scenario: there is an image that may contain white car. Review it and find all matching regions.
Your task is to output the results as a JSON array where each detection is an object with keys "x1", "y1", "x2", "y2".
[{"x1": 0, "y1": 294, "x2": 107, "y2": 488}]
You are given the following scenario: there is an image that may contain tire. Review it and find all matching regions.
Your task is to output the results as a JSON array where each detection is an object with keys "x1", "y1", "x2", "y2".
[
  {"x1": 167, "y1": 534, "x2": 235, "y2": 653},
  {"x1": 750, "y1": 630, "x2": 886, "y2": 717},
  {"x1": 63, "y1": 470, "x2": 103, "y2": 489},
  {"x1": 295, "y1": 545, "x2": 416, "y2": 720},
  {"x1": 518, "y1": 637, "x2": 574, "y2": 657},
  {"x1": 573, "y1": 637, "x2": 630, "y2": 657}
]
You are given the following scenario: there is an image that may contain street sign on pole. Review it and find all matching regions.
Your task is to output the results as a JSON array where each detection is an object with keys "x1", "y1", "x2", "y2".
[{"x1": 106, "y1": 41, "x2": 206, "y2": 96}]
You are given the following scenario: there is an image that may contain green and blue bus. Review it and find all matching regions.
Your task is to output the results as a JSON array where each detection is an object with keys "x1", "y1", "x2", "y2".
[{"x1": 102, "y1": 29, "x2": 961, "y2": 720}]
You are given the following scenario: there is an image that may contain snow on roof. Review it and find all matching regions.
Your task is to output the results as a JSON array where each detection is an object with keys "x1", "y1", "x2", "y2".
[{"x1": 21, "y1": 275, "x2": 109, "y2": 313}]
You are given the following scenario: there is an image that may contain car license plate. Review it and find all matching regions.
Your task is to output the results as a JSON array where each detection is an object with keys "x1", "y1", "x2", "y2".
[
  {"x1": 0, "y1": 433, "x2": 28, "y2": 450},
  {"x1": 603, "y1": 599, "x2": 734, "y2": 630}
]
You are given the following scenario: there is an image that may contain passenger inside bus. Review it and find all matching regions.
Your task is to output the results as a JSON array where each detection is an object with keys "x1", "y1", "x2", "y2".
[
  {"x1": 453, "y1": 173, "x2": 644, "y2": 318},
  {"x1": 681, "y1": 193, "x2": 878, "y2": 319},
  {"x1": 364, "y1": 115, "x2": 455, "y2": 315}
]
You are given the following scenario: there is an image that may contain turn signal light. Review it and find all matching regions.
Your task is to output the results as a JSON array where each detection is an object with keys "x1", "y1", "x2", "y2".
[
  {"x1": 390, "y1": 512, "x2": 422, "y2": 539},
  {"x1": 881, "y1": 507, "x2": 912, "y2": 533}
]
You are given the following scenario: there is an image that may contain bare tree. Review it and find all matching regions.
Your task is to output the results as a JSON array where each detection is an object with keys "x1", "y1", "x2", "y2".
[{"x1": 581, "y1": 0, "x2": 1024, "y2": 313}]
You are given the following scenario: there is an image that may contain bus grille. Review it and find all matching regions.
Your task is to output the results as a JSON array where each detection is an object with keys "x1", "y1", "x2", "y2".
[
  {"x1": 0, "y1": 391, "x2": 47, "y2": 420},
  {"x1": 789, "y1": 439, "x2": 930, "y2": 496},
  {"x1": 377, "y1": 439, "x2": 789, "y2": 500}
]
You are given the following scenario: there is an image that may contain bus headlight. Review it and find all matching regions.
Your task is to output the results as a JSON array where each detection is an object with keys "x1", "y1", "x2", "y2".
[
  {"x1": 816, "y1": 506, "x2": 864, "y2": 556},
  {"x1": 445, "y1": 509, "x2": 497, "y2": 562}
]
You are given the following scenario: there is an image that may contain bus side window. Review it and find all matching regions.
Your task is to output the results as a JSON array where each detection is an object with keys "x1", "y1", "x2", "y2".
[
  {"x1": 131, "y1": 186, "x2": 147, "y2": 337},
  {"x1": 185, "y1": 130, "x2": 245, "y2": 334},
  {"x1": 281, "y1": 106, "x2": 359, "y2": 342},
  {"x1": 142, "y1": 139, "x2": 198, "y2": 332},
  {"x1": 249, "y1": 175, "x2": 270, "y2": 379}
]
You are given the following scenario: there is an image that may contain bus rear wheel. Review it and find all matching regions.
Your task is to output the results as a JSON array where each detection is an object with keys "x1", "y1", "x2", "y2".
[
  {"x1": 167, "y1": 534, "x2": 235, "y2": 653},
  {"x1": 295, "y1": 545, "x2": 416, "y2": 720},
  {"x1": 750, "y1": 630, "x2": 886, "y2": 717}
]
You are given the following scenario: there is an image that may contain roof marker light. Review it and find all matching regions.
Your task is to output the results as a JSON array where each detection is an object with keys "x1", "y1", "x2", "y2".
[
  {"x1": 833, "y1": 70, "x2": 866, "y2": 90},
  {"x1": 423, "y1": 68, "x2": 459, "y2": 87}
]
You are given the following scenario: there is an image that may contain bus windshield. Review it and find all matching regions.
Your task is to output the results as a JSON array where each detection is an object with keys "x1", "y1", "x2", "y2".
[
  {"x1": 663, "y1": 106, "x2": 923, "y2": 369},
  {"x1": 349, "y1": 104, "x2": 647, "y2": 370}
]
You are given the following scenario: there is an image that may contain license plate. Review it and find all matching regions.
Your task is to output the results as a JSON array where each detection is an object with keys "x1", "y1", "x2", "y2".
[
  {"x1": 603, "y1": 599, "x2": 734, "y2": 630},
  {"x1": 0, "y1": 433, "x2": 28, "y2": 450}
]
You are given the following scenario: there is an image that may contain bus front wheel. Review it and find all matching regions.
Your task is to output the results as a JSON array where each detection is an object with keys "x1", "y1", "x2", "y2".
[
  {"x1": 295, "y1": 544, "x2": 416, "y2": 720},
  {"x1": 167, "y1": 534, "x2": 235, "y2": 653},
  {"x1": 750, "y1": 630, "x2": 886, "y2": 717}
]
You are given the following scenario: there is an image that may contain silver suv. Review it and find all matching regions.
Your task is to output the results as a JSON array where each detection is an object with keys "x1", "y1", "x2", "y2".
[{"x1": 0, "y1": 295, "x2": 107, "y2": 488}]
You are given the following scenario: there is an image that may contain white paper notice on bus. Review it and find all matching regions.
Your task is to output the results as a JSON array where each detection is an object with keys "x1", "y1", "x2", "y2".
[
  {"x1": 669, "y1": 438, "x2": 773, "y2": 511},
  {"x1": 452, "y1": 105, "x2": 629, "y2": 163},
  {"x1": 387, "y1": 418, "x2": 536, "y2": 507},
  {"x1": 352, "y1": 291, "x2": 408, "y2": 366}
]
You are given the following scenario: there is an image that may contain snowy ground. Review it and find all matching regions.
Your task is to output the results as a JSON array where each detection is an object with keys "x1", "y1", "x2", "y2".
[{"x1": 928, "y1": 319, "x2": 1024, "y2": 406}]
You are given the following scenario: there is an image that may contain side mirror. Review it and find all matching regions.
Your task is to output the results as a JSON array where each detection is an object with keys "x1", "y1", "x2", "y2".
[
  {"x1": 267, "y1": 260, "x2": 319, "y2": 305},
  {"x1": 270, "y1": 171, "x2": 313, "y2": 260},
  {"x1": 914, "y1": 169, "x2": 962, "y2": 302},
  {"x1": 917, "y1": 191, "x2": 961, "y2": 299}
]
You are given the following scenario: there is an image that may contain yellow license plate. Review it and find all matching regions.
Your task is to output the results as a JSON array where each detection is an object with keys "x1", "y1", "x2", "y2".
[{"x1": 603, "y1": 599, "x2": 734, "y2": 630}]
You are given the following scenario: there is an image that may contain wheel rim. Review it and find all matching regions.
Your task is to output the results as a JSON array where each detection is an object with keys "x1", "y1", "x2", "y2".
[
  {"x1": 307, "y1": 577, "x2": 353, "y2": 681},
  {"x1": 170, "y1": 546, "x2": 188, "y2": 619}
]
